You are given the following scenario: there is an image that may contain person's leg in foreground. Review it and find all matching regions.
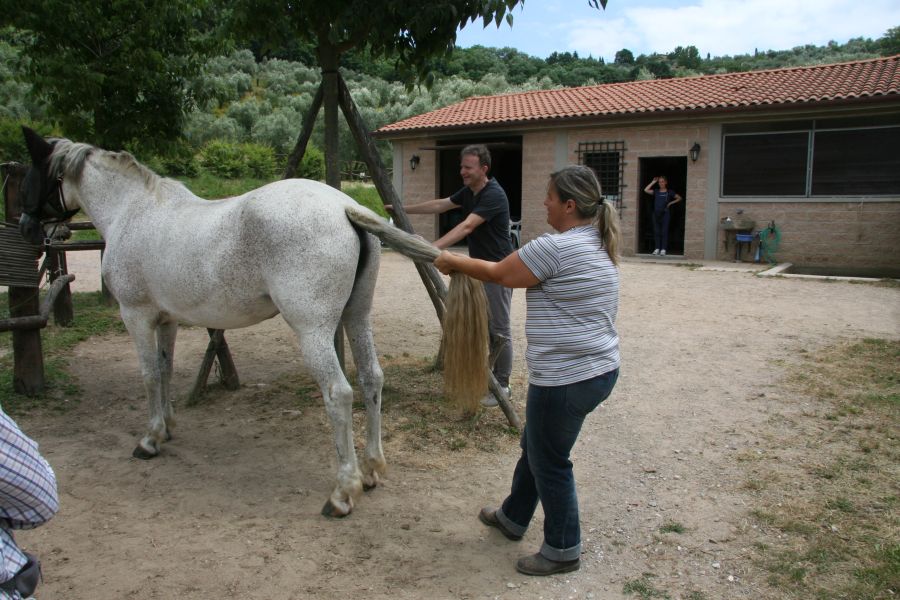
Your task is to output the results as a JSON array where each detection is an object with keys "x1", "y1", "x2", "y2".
[{"x1": 481, "y1": 369, "x2": 619, "y2": 575}]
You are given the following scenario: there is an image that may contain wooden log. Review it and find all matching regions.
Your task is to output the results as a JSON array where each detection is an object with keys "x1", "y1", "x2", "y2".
[
  {"x1": 187, "y1": 329, "x2": 240, "y2": 405},
  {"x1": 46, "y1": 249, "x2": 74, "y2": 326},
  {"x1": 0, "y1": 275, "x2": 78, "y2": 333},
  {"x1": 48, "y1": 240, "x2": 106, "y2": 251},
  {"x1": 283, "y1": 84, "x2": 324, "y2": 179},
  {"x1": 9, "y1": 286, "x2": 44, "y2": 395}
]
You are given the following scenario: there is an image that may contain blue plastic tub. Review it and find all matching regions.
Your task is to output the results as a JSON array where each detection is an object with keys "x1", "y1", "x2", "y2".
[{"x1": 735, "y1": 233, "x2": 755, "y2": 242}]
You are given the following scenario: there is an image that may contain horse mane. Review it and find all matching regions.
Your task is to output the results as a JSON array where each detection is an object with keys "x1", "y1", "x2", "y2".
[{"x1": 49, "y1": 138, "x2": 187, "y2": 200}]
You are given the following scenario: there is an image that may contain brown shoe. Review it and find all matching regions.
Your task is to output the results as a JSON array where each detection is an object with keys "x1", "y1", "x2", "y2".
[
  {"x1": 515, "y1": 552, "x2": 580, "y2": 576},
  {"x1": 478, "y1": 507, "x2": 522, "y2": 541}
]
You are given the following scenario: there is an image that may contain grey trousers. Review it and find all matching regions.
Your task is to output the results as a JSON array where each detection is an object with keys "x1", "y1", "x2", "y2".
[{"x1": 484, "y1": 282, "x2": 513, "y2": 387}]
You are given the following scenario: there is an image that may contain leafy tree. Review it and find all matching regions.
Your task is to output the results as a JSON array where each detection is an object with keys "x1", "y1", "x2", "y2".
[
  {"x1": 2, "y1": 0, "x2": 223, "y2": 150},
  {"x1": 671, "y1": 45, "x2": 701, "y2": 69},
  {"x1": 614, "y1": 49, "x2": 635, "y2": 65},
  {"x1": 880, "y1": 26, "x2": 900, "y2": 55}
]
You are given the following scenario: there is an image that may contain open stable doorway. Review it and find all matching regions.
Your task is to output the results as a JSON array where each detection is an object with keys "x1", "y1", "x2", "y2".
[
  {"x1": 435, "y1": 138, "x2": 522, "y2": 241},
  {"x1": 637, "y1": 156, "x2": 688, "y2": 255}
]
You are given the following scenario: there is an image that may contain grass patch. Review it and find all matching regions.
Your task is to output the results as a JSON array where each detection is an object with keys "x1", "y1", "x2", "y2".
[
  {"x1": 743, "y1": 338, "x2": 900, "y2": 599},
  {"x1": 623, "y1": 573, "x2": 670, "y2": 599},
  {"x1": 658, "y1": 521, "x2": 685, "y2": 534},
  {"x1": 0, "y1": 291, "x2": 125, "y2": 414},
  {"x1": 342, "y1": 183, "x2": 388, "y2": 218}
]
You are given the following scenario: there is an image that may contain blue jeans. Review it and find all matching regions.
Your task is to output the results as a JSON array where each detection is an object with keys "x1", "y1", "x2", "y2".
[
  {"x1": 496, "y1": 369, "x2": 619, "y2": 561},
  {"x1": 652, "y1": 210, "x2": 670, "y2": 251},
  {"x1": 484, "y1": 282, "x2": 513, "y2": 387}
]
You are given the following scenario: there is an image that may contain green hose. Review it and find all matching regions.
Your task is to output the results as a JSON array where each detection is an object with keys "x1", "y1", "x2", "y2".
[{"x1": 759, "y1": 222, "x2": 782, "y2": 264}]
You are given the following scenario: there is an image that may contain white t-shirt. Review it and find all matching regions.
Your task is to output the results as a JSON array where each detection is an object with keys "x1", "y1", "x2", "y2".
[{"x1": 517, "y1": 224, "x2": 620, "y2": 386}]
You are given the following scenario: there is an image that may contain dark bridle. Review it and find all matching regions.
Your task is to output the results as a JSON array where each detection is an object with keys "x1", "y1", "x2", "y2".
[{"x1": 18, "y1": 129, "x2": 80, "y2": 246}]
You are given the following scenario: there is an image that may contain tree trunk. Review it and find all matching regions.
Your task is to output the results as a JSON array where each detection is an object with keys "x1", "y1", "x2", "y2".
[{"x1": 318, "y1": 43, "x2": 345, "y2": 368}]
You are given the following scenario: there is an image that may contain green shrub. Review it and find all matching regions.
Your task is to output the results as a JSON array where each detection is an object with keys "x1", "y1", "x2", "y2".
[
  {"x1": 199, "y1": 140, "x2": 246, "y2": 177},
  {"x1": 298, "y1": 145, "x2": 325, "y2": 180},
  {"x1": 158, "y1": 139, "x2": 200, "y2": 177},
  {"x1": 199, "y1": 139, "x2": 277, "y2": 179},
  {"x1": 0, "y1": 117, "x2": 57, "y2": 164},
  {"x1": 243, "y1": 143, "x2": 277, "y2": 178}
]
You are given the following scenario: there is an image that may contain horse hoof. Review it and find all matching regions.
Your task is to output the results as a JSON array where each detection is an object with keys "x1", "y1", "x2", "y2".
[
  {"x1": 321, "y1": 500, "x2": 350, "y2": 519},
  {"x1": 132, "y1": 445, "x2": 157, "y2": 460}
]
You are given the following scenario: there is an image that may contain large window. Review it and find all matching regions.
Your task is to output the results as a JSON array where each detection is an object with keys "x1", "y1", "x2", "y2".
[
  {"x1": 722, "y1": 132, "x2": 808, "y2": 196},
  {"x1": 812, "y1": 127, "x2": 900, "y2": 195},
  {"x1": 577, "y1": 141, "x2": 625, "y2": 209},
  {"x1": 722, "y1": 120, "x2": 900, "y2": 197}
]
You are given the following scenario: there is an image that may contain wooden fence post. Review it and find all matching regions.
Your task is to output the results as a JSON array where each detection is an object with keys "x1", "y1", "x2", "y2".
[{"x1": 2, "y1": 163, "x2": 45, "y2": 395}]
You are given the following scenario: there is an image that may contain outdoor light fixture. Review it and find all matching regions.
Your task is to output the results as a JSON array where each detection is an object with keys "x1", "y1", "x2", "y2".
[
  {"x1": 409, "y1": 154, "x2": 420, "y2": 171},
  {"x1": 690, "y1": 142, "x2": 701, "y2": 162}
]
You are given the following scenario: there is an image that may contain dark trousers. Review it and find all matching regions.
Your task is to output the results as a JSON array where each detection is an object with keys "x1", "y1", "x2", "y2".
[
  {"x1": 652, "y1": 210, "x2": 670, "y2": 251},
  {"x1": 496, "y1": 369, "x2": 619, "y2": 561}
]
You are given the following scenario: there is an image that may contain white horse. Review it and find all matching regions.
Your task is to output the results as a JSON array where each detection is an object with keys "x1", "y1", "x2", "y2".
[{"x1": 19, "y1": 127, "x2": 478, "y2": 517}]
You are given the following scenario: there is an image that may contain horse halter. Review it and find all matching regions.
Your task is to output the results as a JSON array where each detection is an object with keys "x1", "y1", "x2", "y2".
[
  {"x1": 32, "y1": 174, "x2": 78, "y2": 223},
  {"x1": 18, "y1": 167, "x2": 80, "y2": 247}
]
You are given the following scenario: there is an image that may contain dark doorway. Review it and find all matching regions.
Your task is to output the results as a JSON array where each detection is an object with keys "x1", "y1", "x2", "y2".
[
  {"x1": 436, "y1": 138, "x2": 522, "y2": 241},
  {"x1": 637, "y1": 157, "x2": 688, "y2": 255}
]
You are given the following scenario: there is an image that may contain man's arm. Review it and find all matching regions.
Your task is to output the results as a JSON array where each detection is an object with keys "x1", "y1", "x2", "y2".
[
  {"x1": 433, "y1": 212, "x2": 486, "y2": 250},
  {"x1": 643, "y1": 177, "x2": 658, "y2": 195},
  {"x1": 667, "y1": 193, "x2": 683, "y2": 209},
  {"x1": 0, "y1": 413, "x2": 58, "y2": 530}
]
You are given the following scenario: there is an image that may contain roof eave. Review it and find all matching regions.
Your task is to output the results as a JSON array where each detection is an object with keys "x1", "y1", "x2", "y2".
[{"x1": 373, "y1": 94, "x2": 900, "y2": 140}]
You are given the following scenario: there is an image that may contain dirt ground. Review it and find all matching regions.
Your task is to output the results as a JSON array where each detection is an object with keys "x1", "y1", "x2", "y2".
[{"x1": 11, "y1": 250, "x2": 900, "y2": 600}]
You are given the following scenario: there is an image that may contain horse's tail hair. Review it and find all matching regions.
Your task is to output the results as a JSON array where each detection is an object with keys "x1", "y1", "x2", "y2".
[
  {"x1": 345, "y1": 205, "x2": 489, "y2": 415},
  {"x1": 344, "y1": 205, "x2": 439, "y2": 263}
]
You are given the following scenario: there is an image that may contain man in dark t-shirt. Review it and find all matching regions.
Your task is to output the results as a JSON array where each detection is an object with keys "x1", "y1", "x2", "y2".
[{"x1": 387, "y1": 144, "x2": 514, "y2": 407}]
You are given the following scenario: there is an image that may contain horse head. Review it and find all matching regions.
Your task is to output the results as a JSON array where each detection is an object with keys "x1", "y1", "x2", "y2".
[{"x1": 19, "y1": 126, "x2": 81, "y2": 245}]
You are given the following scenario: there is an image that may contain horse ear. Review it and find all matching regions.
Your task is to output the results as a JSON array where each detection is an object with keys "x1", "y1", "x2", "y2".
[{"x1": 21, "y1": 126, "x2": 53, "y2": 166}]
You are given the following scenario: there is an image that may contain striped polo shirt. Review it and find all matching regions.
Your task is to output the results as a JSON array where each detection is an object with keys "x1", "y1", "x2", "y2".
[{"x1": 518, "y1": 224, "x2": 620, "y2": 386}]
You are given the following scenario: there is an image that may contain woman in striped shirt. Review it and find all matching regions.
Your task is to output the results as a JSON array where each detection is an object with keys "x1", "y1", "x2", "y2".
[{"x1": 435, "y1": 165, "x2": 620, "y2": 577}]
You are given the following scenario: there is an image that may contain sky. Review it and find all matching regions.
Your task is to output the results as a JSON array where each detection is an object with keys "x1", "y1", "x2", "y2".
[{"x1": 454, "y1": 0, "x2": 900, "y2": 61}]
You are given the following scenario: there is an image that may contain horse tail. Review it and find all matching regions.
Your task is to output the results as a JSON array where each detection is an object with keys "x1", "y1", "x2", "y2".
[{"x1": 345, "y1": 205, "x2": 489, "y2": 415}]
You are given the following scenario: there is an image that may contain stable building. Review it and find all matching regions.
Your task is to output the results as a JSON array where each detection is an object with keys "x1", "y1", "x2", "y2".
[{"x1": 374, "y1": 55, "x2": 900, "y2": 275}]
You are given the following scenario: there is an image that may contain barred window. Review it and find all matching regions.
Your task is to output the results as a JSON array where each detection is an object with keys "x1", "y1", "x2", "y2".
[{"x1": 577, "y1": 141, "x2": 626, "y2": 209}]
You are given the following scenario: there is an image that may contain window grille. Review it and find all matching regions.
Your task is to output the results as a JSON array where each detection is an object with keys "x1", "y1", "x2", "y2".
[{"x1": 576, "y1": 141, "x2": 626, "y2": 210}]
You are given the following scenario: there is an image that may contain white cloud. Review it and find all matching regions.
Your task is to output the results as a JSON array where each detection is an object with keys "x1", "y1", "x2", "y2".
[{"x1": 567, "y1": 0, "x2": 900, "y2": 61}]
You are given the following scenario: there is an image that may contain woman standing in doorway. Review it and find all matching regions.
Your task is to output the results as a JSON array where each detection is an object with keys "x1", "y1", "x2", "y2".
[
  {"x1": 643, "y1": 175, "x2": 682, "y2": 256},
  {"x1": 434, "y1": 165, "x2": 620, "y2": 576}
]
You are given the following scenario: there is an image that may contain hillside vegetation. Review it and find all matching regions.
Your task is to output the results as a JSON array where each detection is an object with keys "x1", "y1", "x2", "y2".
[{"x1": 2, "y1": 26, "x2": 897, "y2": 179}]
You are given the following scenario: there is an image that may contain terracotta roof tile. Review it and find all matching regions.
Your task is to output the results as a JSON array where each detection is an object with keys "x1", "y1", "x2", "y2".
[{"x1": 376, "y1": 56, "x2": 900, "y2": 135}]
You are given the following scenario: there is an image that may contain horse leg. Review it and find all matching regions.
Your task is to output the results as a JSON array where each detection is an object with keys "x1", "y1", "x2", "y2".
[
  {"x1": 120, "y1": 307, "x2": 170, "y2": 459},
  {"x1": 343, "y1": 314, "x2": 385, "y2": 491},
  {"x1": 297, "y1": 329, "x2": 363, "y2": 518},
  {"x1": 156, "y1": 320, "x2": 178, "y2": 440},
  {"x1": 341, "y1": 234, "x2": 386, "y2": 490}
]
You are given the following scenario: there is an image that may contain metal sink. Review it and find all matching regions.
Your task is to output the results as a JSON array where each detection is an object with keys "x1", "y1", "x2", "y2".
[{"x1": 720, "y1": 219, "x2": 756, "y2": 231}]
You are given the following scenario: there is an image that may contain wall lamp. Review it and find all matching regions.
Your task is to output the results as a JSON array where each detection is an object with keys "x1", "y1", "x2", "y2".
[
  {"x1": 409, "y1": 154, "x2": 420, "y2": 171},
  {"x1": 689, "y1": 142, "x2": 701, "y2": 162}
]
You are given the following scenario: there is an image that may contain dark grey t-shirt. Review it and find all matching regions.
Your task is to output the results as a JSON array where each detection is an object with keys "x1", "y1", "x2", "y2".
[{"x1": 449, "y1": 178, "x2": 514, "y2": 261}]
